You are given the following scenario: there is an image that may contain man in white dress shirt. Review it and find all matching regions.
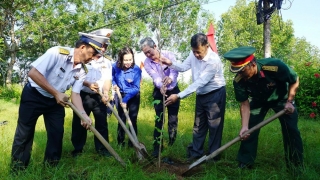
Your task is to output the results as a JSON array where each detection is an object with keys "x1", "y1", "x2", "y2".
[{"x1": 160, "y1": 33, "x2": 226, "y2": 162}]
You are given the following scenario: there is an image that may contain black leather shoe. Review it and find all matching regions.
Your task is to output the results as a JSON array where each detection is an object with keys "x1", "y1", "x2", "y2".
[
  {"x1": 187, "y1": 156, "x2": 202, "y2": 163},
  {"x1": 71, "y1": 150, "x2": 83, "y2": 157},
  {"x1": 238, "y1": 162, "x2": 253, "y2": 169}
]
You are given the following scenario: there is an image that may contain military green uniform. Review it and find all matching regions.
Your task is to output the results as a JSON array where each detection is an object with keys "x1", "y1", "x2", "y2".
[{"x1": 233, "y1": 58, "x2": 303, "y2": 167}]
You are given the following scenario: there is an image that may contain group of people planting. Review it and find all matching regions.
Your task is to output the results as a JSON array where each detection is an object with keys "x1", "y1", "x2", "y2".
[{"x1": 10, "y1": 28, "x2": 303, "y2": 175}]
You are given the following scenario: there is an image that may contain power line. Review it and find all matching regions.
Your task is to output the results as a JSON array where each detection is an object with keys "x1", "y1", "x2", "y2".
[{"x1": 87, "y1": 0, "x2": 193, "y2": 32}]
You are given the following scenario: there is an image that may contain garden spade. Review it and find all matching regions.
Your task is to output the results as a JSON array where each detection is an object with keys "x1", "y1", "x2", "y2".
[
  {"x1": 182, "y1": 109, "x2": 287, "y2": 175},
  {"x1": 115, "y1": 89, "x2": 140, "y2": 143},
  {"x1": 99, "y1": 92, "x2": 151, "y2": 161},
  {"x1": 65, "y1": 101, "x2": 126, "y2": 167},
  {"x1": 115, "y1": 89, "x2": 149, "y2": 159}
]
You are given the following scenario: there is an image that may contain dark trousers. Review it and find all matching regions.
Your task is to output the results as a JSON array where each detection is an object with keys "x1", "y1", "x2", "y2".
[
  {"x1": 115, "y1": 93, "x2": 140, "y2": 146},
  {"x1": 152, "y1": 86, "x2": 180, "y2": 147},
  {"x1": 71, "y1": 91, "x2": 108, "y2": 152},
  {"x1": 189, "y1": 86, "x2": 226, "y2": 158},
  {"x1": 106, "y1": 99, "x2": 115, "y2": 115},
  {"x1": 237, "y1": 100, "x2": 304, "y2": 167},
  {"x1": 11, "y1": 83, "x2": 65, "y2": 168}
]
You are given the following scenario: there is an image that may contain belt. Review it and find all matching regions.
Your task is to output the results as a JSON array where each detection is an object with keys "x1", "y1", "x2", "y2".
[
  {"x1": 119, "y1": 92, "x2": 140, "y2": 97},
  {"x1": 80, "y1": 90, "x2": 98, "y2": 96},
  {"x1": 198, "y1": 86, "x2": 225, "y2": 96},
  {"x1": 26, "y1": 82, "x2": 52, "y2": 99}
]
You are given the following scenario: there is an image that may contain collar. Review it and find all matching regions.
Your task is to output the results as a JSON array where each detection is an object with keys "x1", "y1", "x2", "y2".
[
  {"x1": 68, "y1": 48, "x2": 75, "y2": 63},
  {"x1": 257, "y1": 62, "x2": 264, "y2": 78}
]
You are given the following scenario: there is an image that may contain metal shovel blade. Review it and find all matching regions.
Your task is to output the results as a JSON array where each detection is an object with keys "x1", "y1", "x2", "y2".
[
  {"x1": 105, "y1": 101, "x2": 152, "y2": 161},
  {"x1": 182, "y1": 109, "x2": 287, "y2": 175}
]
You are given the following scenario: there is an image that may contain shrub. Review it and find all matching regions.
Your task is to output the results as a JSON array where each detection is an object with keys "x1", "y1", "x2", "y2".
[
  {"x1": 139, "y1": 80, "x2": 196, "y2": 112},
  {"x1": 294, "y1": 61, "x2": 320, "y2": 119},
  {"x1": 0, "y1": 84, "x2": 22, "y2": 103},
  {"x1": 139, "y1": 79, "x2": 238, "y2": 112}
]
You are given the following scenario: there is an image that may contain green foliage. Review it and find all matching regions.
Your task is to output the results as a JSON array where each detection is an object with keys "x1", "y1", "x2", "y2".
[
  {"x1": 99, "y1": 0, "x2": 210, "y2": 59},
  {"x1": 151, "y1": 99, "x2": 161, "y2": 106},
  {"x1": 288, "y1": 38, "x2": 320, "y2": 119},
  {"x1": 0, "y1": 84, "x2": 22, "y2": 103},
  {"x1": 139, "y1": 79, "x2": 155, "y2": 108}
]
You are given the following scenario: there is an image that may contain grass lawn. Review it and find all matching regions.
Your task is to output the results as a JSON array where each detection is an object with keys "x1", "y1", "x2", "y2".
[{"x1": 0, "y1": 99, "x2": 319, "y2": 180}]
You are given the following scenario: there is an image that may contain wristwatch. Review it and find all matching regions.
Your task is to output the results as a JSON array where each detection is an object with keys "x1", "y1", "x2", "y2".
[{"x1": 176, "y1": 94, "x2": 180, "y2": 99}]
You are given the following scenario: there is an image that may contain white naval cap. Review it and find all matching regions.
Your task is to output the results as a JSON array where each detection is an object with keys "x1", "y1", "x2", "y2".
[{"x1": 79, "y1": 28, "x2": 113, "y2": 45}]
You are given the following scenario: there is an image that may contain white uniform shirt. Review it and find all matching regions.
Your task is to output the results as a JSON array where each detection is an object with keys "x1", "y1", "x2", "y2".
[
  {"x1": 170, "y1": 48, "x2": 226, "y2": 98},
  {"x1": 81, "y1": 65, "x2": 102, "y2": 93},
  {"x1": 90, "y1": 56, "x2": 112, "y2": 93},
  {"x1": 28, "y1": 46, "x2": 86, "y2": 98}
]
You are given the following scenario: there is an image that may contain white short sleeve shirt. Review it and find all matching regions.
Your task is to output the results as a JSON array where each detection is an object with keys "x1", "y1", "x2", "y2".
[
  {"x1": 90, "y1": 56, "x2": 112, "y2": 92},
  {"x1": 28, "y1": 46, "x2": 86, "y2": 98}
]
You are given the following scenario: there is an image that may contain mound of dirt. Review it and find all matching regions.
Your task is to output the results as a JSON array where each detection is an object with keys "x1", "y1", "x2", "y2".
[{"x1": 142, "y1": 157, "x2": 203, "y2": 179}]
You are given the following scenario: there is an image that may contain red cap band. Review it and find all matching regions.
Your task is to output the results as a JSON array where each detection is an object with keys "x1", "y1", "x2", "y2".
[{"x1": 231, "y1": 54, "x2": 254, "y2": 67}]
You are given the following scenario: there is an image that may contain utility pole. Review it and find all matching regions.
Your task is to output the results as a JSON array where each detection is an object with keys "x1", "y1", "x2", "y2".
[{"x1": 263, "y1": 0, "x2": 271, "y2": 58}]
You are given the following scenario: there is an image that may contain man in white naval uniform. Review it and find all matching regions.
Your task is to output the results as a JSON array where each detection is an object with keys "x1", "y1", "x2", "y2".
[
  {"x1": 71, "y1": 29, "x2": 114, "y2": 157},
  {"x1": 11, "y1": 33, "x2": 108, "y2": 172}
]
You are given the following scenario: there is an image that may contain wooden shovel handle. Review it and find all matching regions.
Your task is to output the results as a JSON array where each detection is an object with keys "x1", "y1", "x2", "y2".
[
  {"x1": 105, "y1": 101, "x2": 150, "y2": 159},
  {"x1": 65, "y1": 101, "x2": 126, "y2": 167},
  {"x1": 186, "y1": 109, "x2": 287, "y2": 172},
  {"x1": 115, "y1": 89, "x2": 139, "y2": 142},
  {"x1": 206, "y1": 109, "x2": 287, "y2": 161}
]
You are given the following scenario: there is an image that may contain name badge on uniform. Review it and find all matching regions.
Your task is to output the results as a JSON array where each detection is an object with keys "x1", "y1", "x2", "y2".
[
  {"x1": 74, "y1": 76, "x2": 79, "y2": 80},
  {"x1": 67, "y1": 56, "x2": 72, "y2": 61},
  {"x1": 60, "y1": 67, "x2": 65, "y2": 73}
]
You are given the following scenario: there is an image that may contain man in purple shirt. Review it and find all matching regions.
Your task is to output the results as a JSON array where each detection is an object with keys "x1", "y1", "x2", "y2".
[{"x1": 140, "y1": 37, "x2": 180, "y2": 158}]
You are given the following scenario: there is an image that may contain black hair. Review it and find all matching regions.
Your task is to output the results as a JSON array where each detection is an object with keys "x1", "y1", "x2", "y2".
[
  {"x1": 117, "y1": 47, "x2": 135, "y2": 69},
  {"x1": 190, "y1": 33, "x2": 208, "y2": 48},
  {"x1": 75, "y1": 39, "x2": 99, "y2": 56},
  {"x1": 75, "y1": 39, "x2": 91, "y2": 48}
]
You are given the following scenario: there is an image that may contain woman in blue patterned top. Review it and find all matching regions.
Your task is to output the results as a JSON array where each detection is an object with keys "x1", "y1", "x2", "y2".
[{"x1": 112, "y1": 47, "x2": 142, "y2": 147}]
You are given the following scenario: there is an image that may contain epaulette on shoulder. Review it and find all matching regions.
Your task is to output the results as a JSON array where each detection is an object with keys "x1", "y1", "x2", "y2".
[
  {"x1": 59, "y1": 48, "x2": 70, "y2": 55},
  {"x1": 262, "y1": 65, "x2": 278, "y2": 72},
  {"x1": 234, "y1": 74, "x2": 242, "y2": 83},
  {"x1": 82, "y1": 63, "x2": 88, "y2": 74},
  {"x1": 103, "y1": 55, "x2": 113, "y2": 61}
]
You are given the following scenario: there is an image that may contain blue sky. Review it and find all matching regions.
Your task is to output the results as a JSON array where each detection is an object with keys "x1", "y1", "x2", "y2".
[{"x1": 202, "y1": 0, "x2": 320, "y2": 49}]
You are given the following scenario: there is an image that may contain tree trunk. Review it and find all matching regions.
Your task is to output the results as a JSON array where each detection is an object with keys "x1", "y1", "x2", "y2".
[
  {"x1": 263, "y1": 0, "x2": 271, "y2": 58},
  {"x1": 5, "y1": 20, "x2": 18, "y2": 86},
  {"x1": 6, "y1": 52, "x2": 16, "y2": 86}
]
